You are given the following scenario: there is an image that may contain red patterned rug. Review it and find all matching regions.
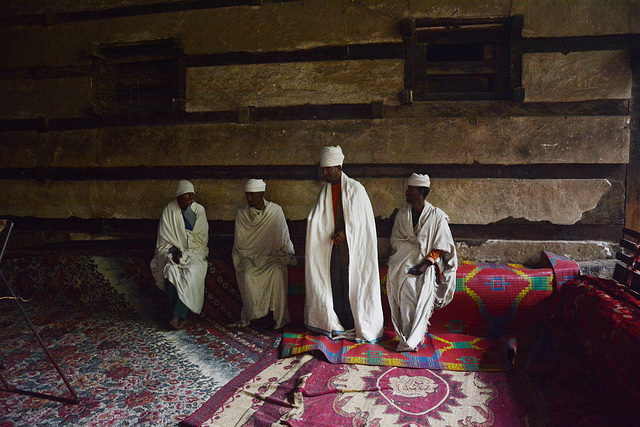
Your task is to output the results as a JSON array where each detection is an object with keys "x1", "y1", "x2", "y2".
[{"x1": 181, "y1": 350, "x2": 535, "y2": 427}]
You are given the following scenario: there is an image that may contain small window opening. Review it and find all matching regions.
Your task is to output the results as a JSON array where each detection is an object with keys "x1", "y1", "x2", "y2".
[
  {"x1": 89, "y1": 40, "x2": 182, "y2": 115},
  {"x1": 402, "y1": 18, "x2": 522, "y2": 101}
]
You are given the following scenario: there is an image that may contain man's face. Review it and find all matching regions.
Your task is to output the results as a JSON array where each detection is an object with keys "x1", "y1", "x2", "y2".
[
  {"x1": 245, "y1": 192, "x2": 265, "y2": 210},
  {"x1": 177, "y1": 192, "x2": 194, "y2": 210},
  {"x1": 322, "y1": 166, "x2": 342, "y2": 184},
  {"x1": 405, "y1": 186, "x2": 423, "y2": 204}
]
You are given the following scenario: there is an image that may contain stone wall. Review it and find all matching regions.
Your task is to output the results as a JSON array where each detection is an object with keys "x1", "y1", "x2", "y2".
[{"x1": 0, "y1": 0, "x2": 638, "y2": 265}]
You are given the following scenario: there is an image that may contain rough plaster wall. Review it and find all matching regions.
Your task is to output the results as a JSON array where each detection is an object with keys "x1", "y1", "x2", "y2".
[
  {"x1": 0, "y1": 0, "x2": 636, "y2": 263},
  {"x1": 523, "y1": 51, "x2": 632, "y2": 102},
  {"x1": 0, "y1": 177, "x2": 622, "y2": 228}
]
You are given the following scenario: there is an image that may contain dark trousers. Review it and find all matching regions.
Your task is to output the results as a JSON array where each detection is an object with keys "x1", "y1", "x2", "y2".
[
  {"x1": 165, "y1": 279, "x2": 189, "y2": 320},
  {"x1": 330, "y1": 245, "x2": 354, "y2": 330}
]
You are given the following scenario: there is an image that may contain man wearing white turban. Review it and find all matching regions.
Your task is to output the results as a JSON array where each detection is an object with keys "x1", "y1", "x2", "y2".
[
  {"x1": 150, "y1": 180, "x2": 209, "y2": 329},
  {"x1": 387, "y1": 173, "x2": 458, "y2": 351},
  {"x1": 305, "y1": 146, "x2": 384, "y2": 342},
  {"x1": 232, "y1": 179, "x2": 295, "y2": 329}
]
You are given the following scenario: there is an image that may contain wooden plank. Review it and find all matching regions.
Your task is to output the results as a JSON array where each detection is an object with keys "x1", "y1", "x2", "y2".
[
  {"x1": 615, "y1": 251, "x2": 634, "y2": 266},
  {"x1": 620, "y1": 238, "x2": 639, "y2": 253},
  {"x1": 613, "y1": 262, "x2": 629, "y2": 283},
  {"x1": 632, "y1": 271, "x2": 640, "y2": 294},
  {"x1": 623, "y1": 227, "x2": 640, "y2": 240},
  {"x1": 613, "y1": 262, "x2": 640, "y2": 292},
  {"x1": 0, "y1": 163, "x2": 626, "y2": 182},
  {"x1": 523, "y1": 51, "x2": 632, "y2": 102},
  {"x1": 185, "y1": 60, "x2": 404, "y2": 112},
  {"x1": 2, "y1": 216, "x2": 622, "y2": 265},
  {"x1": 383, "y1": 100, "x2": 630, "y2": 118},
  {"x1": 2, "y1": 216, "x2": 623, "y2": 245},
  {"x1": 0, "y1": 116, "x2": 629, "y2": 168},
  {"x1": 0, "y1": 99, "x2": 630, "y2": 130}
]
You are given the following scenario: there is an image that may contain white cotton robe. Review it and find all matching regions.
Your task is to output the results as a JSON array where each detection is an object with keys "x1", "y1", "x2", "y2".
[
  {"x1": 150, "y1": 200, "x2": 209, "y2": 314},
  {"x1": 305, "y1": 173, "x2": 384, "y2": 342},
  {"x1": 233, "y1": 201, "x2": 295, "y2": 329},
  {"x1": 387, "y1": 202, "x2": 458, "y2": 351}
]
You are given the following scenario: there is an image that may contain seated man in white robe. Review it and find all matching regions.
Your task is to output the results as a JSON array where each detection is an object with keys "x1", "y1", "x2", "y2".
[
  {"x1": 150, "y1": 180, "x2": 209, "y2": 330},
  {"x1": 305, "y1": 146, "x2": 384, "y2": 343},
  {"x1": 232, "y1": 179, "x2": 295, "y2": 330},
  {"x1": 387, "y1": 173, "x2": 458, "y2": 352}
]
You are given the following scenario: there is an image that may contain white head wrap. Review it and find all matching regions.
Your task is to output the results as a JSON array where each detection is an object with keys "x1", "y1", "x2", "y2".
[
  {"x1": 320, "y1": 146, "x2": 345, "y2": 167},
  {"x1": 245, "y1": 179, "x2": 266, "y2": 193},
  {"x1": 408, "y1": 173, "x2": 430, "y2": 188},
  {"x1": 175, "y1": 180, "x2": 195, "y2": 197}
]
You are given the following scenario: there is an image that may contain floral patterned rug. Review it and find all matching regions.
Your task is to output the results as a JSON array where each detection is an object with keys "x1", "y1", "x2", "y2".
[
  {"x1": 0, "y1": 255, "x2": 280, "y2": 426},
  {"x1": 0, "y1": 302, "x2": 280, "y2": 427}
]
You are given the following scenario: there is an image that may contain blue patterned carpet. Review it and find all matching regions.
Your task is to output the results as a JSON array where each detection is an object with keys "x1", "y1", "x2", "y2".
[{"x1": 0, "y1": 255, "x2": 280, "y2": 426}]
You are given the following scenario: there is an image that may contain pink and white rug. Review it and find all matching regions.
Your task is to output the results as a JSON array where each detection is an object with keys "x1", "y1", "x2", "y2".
[{"x1": 182, "y1": 350, "x2": 534, "y2": 427}]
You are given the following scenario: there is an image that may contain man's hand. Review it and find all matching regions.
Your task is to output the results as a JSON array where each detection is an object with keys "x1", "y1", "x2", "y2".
[
  {"x1": 172, "y1": 249, "x2": 182, "y2": 264},
  {"x1": 331, "y1": 230, "x2": 346, "y2": 245},
  {"x1": 408, "y1": 260, "x2": 433, "y2": 275}
]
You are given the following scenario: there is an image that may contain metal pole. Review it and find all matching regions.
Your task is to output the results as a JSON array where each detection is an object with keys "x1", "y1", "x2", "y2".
[{"x1": 0, "y1": 221, "x2": 79, "y2": 404}]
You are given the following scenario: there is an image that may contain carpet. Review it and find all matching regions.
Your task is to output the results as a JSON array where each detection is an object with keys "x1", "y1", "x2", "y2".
[
  {"x1": 547, "y1": 275, "x2": 640, "y2": 422},
  {"x1": 181, "y1": 350, "x2": 535, "y2": 427},
  {"x1": 2, "y1": 254, "x2": 165, "y2": 318},
  {"x1": 0, "y1": 254, "x2": 281, "y2": 426},
  {"x1": 0, "y1": 302, "x2": 281, "y2": 426},
  {"x1": 281, "y1": 328, "x2": 516, "y2": 371}
]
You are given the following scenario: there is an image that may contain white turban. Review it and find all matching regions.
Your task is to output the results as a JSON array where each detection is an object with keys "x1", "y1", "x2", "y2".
[
  {"x1": 320, "y1": 146, "x2": 344, "y2": 167},
  {"x1": 175, "y1": 180, "x2": 195, "y2": 197},
  {"x1": 408, "y1": 173, "x2": 430, "y2": 188},
  {"x1": 245, "y1": 179, "x2": 266, "y2": 193}
]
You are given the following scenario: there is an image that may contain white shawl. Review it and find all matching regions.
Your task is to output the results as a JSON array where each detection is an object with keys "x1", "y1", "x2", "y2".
[
  {"x1": 232, "y1": 201, "x2": 294, "y2": 328},
  {"x1": 305, "y1": 172, "x2": 384, "y2": 342},
  {"x1": 150, "y1": 200, "x2": 209, "y2": 314},
  {"x1": 387, "y1": 202, "x2": 457, "y2": 350}
]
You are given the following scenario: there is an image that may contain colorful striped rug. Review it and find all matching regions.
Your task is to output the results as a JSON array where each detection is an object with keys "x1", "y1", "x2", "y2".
[{"x1": 281, "y1": 327, "x2": 516, "y2": 371}]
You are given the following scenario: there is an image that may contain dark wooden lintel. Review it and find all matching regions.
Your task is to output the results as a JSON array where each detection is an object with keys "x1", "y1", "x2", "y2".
[
  {"x1": 0, "y1": 0, "x2": 303, "y2": 28},
  {"x1": 0, "y1": 99, "x2": 628, "y2": 133},
  {"x1": 2, "y1": 217, "x2": 621, "y2": 257},
  {"x1": 383, "y1": 99, "x2": 629, "y2": 118},
  {"x1": 0, "y1": 65, "x2": 91, "y2": 80},
  {"x1": 524, "y1": 34, "x2": 640, "y2": 54},
  {"x1": 0, "y1": 164, "x2": 626, "y2": 182}
]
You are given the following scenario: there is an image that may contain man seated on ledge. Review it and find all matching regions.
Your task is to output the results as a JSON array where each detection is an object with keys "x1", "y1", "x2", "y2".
[
  {"x1": 150, "y1": 180, "x2": 209, "y2": 330},
  {"x1": 232, "y1": 179, "x2": 295, "y2": 330},
  {"x1": 304, "y1": 145, "x2": 384, "y2": 343},
  {"x1": 386, "y1": 173, "x2": 458, "y2": 352}
]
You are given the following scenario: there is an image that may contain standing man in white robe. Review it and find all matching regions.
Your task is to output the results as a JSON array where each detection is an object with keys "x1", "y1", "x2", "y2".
[
  {"x1": 150, "y1": 180, "x2": 209, "y2": 330},
  {"x1": 305, "y1": 146, "x2": 384, "y2": 343},
  {"x1": 387, "y1": 173, "x2": 458, "y2": 352},
  {"x1": 232, "y1": 179, "x2": 295, "y2": 330}
]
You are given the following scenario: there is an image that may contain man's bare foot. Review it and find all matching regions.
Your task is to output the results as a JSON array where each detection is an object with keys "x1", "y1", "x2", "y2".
[{"x1": 169, "y1": 317, "x2": 181, "y2": 330}]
